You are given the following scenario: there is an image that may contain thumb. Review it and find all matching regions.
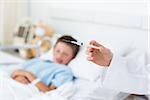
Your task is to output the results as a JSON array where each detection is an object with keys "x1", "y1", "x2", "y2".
[
  {"x1": 89, "y1": 40, "x2": 102, "y2": 47},
  {"x1": 11, "y1": 73, "x2": 17, "y2": 79}
]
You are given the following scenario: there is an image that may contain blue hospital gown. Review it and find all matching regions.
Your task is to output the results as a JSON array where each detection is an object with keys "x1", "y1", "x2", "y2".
[{"x1": 22, "y1": 58, "x2": 74, "y2": 87}]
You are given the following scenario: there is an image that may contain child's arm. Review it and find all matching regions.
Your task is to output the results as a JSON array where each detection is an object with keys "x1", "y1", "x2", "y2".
[
  {"x1": 34, "y1": 82, "x2": 57, "y2": 92},
  {"x1": 11, "y1": 69, "x2": 57, "y2": 92},
  {"x1": 13, "y1": 76, "x2": 30, "y2": 84}
]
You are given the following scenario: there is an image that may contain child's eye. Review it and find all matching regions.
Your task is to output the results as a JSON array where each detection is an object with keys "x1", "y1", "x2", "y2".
[
  {"x1": 63, "y1": 52, "x2": 68, "y2": 56},
  {"x1": 56, "y1": 49, "x2": 60, "y2": 53}
]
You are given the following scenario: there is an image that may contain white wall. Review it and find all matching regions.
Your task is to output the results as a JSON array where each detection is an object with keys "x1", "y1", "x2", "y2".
[
  {"x1": 30, "y1": 0, "x2": 148, "y2": 23},
  {"x1": 30, "y1": 0, "x2": 148, "y2": 31},
  {"x1": 148, "y1": 0, "x2": 150, "y2": 63},
  {"x1": 0, "y1": 2, "x2": 4, "y2": 44},
  {"x1": 0, "y1": 0, "x2": 29, "y2": 44},
  {"x1": 29, "y1": 1, "x2": 148, "y2": 41}
]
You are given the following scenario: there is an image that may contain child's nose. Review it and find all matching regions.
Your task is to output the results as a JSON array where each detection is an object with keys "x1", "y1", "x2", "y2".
[{"x1": 57, "y1": 53, "x2": 63, "y2": 58}]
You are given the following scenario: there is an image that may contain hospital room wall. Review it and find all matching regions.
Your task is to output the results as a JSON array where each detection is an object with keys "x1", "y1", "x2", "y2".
[
  {"x1": 0, "y1": 3, "x2": 4, "y2": 44},
  {"x1": 29, "y1": 1, "x2": 149, "y2": 42},
  {"x1": 0, "y1": 0, "x2": 29, "y2": 44},
  {"x1": 29, "y1": 0, "x2": 150, "y2": 64},
  {"x1": 29, "y1": 0, "x2": 148, "y2": 27}
]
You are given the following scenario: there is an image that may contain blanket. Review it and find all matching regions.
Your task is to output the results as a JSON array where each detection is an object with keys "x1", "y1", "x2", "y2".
[{"x1": 0, "y1": 69, "x2": 76, "y2": 100}]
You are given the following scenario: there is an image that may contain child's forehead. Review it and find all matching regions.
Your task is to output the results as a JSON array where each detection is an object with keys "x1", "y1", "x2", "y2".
[
  {"x1": 57, "y1": 41, "x2": 69, "y2": 45},
  {"x1": 55, "y1": 41, "x2": 72, "y2": 48},
  {"x1": 55, "y1": 42, "x2": 74, "y2": 53}
]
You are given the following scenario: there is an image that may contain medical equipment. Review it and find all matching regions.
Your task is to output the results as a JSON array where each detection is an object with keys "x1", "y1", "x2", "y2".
[{"x1": 13, "y1": 19, "x2": 35, "y2": 45}]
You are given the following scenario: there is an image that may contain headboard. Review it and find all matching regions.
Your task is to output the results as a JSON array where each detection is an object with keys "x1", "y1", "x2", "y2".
[{"x1": 48, "y1": 8, "x2": 147, "y2": 52}]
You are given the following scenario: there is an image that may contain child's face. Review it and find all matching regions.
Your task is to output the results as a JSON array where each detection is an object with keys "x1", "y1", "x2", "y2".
[{"x1": 53, "y1": 42, "x2": 74, "y2": 65}]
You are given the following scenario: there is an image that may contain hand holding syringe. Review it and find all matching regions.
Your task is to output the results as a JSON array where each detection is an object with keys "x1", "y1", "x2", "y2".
[
  {"x1": 84, "y1": 40, "x2": 113, "y2": 67},
  {"x1": 62, "y1": 39, "x2": 112, "y2": 66}
]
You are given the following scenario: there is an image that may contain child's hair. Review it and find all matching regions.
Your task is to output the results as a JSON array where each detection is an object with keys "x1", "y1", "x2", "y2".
[{"x1": 55, "y1": 35, "x2": 80, "y2": 58}]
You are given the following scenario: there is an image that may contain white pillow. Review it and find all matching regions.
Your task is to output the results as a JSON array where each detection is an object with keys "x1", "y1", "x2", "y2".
[{"x1": 68, "y1": 47, "x2": 104, "y2": 81}]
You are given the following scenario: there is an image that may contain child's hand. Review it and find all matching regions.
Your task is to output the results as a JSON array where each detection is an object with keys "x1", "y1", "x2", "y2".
[
  {"x1": 11, "y1": 70, "x2": 27, "y2": 78},
  {"x1": 13, "y1": 76, "x2": 30, "y2": 84},
  {"x1": 86, "y1": 40, "x2": 113, "y2": 67},
  {"x1": 11, "y1": 70, "x2": 37, "y2": 82}
]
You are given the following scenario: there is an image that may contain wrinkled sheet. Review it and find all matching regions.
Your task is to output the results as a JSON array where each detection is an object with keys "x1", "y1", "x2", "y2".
[
  {"x1": 0, "y1": 68, "x2": 76, "y2": 100},
  {"x1": 0, "y1": 65, "x2": 125, "y2": 100}
]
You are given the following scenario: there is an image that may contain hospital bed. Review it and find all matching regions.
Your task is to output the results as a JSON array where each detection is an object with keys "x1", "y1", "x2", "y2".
[
  {"x1": 0, "y1": 27, "x2": 148, "y2": 100},
  {"x1": 1, "y1": 50, "x2": 148, "y2": 100},
  {"x1": 0, "y1": 26, "x2": 149, "y2": 100},
  {"x1": 0, "y1": 47, "x2": 130, "y2": 100},
  {"x1": 0, "y1": 51, "x2": 25, "y2": 65}
]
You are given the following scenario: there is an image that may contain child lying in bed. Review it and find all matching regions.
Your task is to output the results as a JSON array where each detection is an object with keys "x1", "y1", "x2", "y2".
[{"x1": 11, "y1": 35, "x2": 80, "y2": 92}]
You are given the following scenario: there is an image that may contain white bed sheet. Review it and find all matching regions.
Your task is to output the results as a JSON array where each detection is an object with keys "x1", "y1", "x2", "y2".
[
  {"x1": 69, "y1": 78, "x2": 126, "y2": 100},
  {"x1": 0, "y1": 52, "x2": 129, "y2": 100},
  {"x1": 0, "y1": 63, "x2": 129, "y2": 100},
  {"x1": 0, "y1": 51, "x2": 25, "y2": 65},
  {"x1": 26, "y1": 78, "x2": 129, "y2": 100},
  {"x1": 0, "y1": 68, "x2": 39, "y2": 100}
]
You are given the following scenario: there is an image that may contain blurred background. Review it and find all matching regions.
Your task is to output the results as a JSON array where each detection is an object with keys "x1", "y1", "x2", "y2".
[
  {"x1": 0, "y1": 0, "x2": 149, "y2": 60},
  {"x1": 0, "y1": 0, "x2": 149, "y2": 43}
]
